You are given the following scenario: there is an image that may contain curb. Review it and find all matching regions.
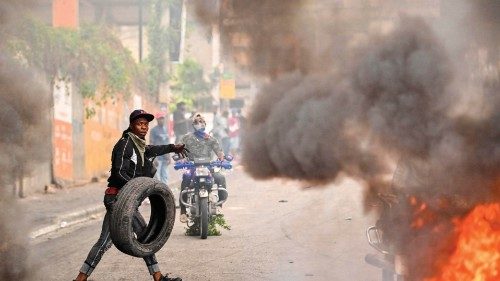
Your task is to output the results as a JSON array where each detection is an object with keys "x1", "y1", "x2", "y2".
[
  {"x1": 29, "y1": 204, "x2": 106, "y2": 239},
  {"x1": 29, "y1": 179, "x2": 183, "y2": 240},
  {"x1": 27, "y1": 165, "x2": 241, "y2": 239}
]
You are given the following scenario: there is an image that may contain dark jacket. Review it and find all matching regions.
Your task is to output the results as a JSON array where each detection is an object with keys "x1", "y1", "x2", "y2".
[
  {"x1": 173, "y1": 109, "x2": 188, "y2": 136},
  {"x1": 107, "y1": 131, "x2": 176, "y2": 189}
]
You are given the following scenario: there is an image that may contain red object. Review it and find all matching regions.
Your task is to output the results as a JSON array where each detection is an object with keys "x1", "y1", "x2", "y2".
[
  {"x1": 156, "y1": 112, "x2": 166, "y2": 119},
  {"x1": 53, "y1": 0, "x2": 78, "y2": 28},
  {"x1": 105, "y1": 186, "x2": 119, "y2": 195},
  {"x1": 168, "y1": 117, "x2": 174, "y2": 137},
  {"x1": 228, "y1": 116, "x2": 240, "y2": 138}
]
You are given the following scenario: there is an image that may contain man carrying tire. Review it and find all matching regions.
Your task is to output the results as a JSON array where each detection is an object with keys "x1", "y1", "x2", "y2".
[
  {"x1": 74, "y1": 109, "x2": 188, "y2": 281},
  {"x1": 178, "y1": 113, "x2": 226, "y2": 223}
]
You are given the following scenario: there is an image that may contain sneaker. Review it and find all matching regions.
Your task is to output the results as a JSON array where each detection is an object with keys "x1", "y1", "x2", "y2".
[
  {"x1": 179, "y1": 214, "x2": 188, "y2": 223},
  {"x1": 161, "y1": 275, "x2": 182, "y2": 281}
]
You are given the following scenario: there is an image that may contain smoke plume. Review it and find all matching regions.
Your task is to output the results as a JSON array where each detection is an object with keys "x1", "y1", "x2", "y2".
[
  {"x1": 468, "y1": 0, "x2": 500, "y2": 57},
  {"x1": 192, "y1": 0, "x2": 307, "y2": 76},
  {"x1": 193, "y1": 0, "x2": 500, "y2": 279},
  {"x1": 0, "y1": 1, "x2": 50, "y2": 280}
]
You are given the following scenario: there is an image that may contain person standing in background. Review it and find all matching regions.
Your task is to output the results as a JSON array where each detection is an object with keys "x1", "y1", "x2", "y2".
[
  {"x1": 212, "y1": 110, "x2": 230, "y2": 155},
  {"x1": 150, "y1": 112, "x2": 170, "y2": 184},
  {"x1": 236, "y1": 109, "x2": 246, "y2": 155},
  {"x1": 211, "y1": 110, "x2": 223, "y2": 143},
  {"x1": 228, "y1": 110, "x2": 240, "y2": 156},
  {"x1": 173, "y1": 102, "x2": 188, "y2": 143},
  {"x1": 236, "y1": 109, "x2": 246, "y2": 130},
  {"x1": 220, "y1": 110, "x2": 231, "y2": 156}
]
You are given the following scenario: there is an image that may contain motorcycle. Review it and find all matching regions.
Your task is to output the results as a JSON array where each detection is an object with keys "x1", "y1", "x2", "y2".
[
  {"x1": 173, "y1": 156, "x2": 232, "y2": 239},
  {"x1": 365, "y1": 192, "x2": 407, "y2": 281},
  {"x1": 365, "y1": 159, "x2": 418, "y2": 280}
]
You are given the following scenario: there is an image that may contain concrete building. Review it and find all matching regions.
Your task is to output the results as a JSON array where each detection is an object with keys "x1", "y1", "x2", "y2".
[{"x1": 16, "y1": 0, "x2": 183, "y2": 195}]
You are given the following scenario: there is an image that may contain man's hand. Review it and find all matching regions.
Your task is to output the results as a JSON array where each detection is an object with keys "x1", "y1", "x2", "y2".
[
  {"x1": 172, "y1": 144, "x2": 189, "y2": 158},
  {"x1": 217, "y1": 152, "x2": 225, "y2": 161}
]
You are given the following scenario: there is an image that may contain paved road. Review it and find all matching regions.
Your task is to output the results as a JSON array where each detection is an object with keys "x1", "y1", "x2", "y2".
[{"x1": 31, "y1": 168, "x2": 381, "y2": 281}]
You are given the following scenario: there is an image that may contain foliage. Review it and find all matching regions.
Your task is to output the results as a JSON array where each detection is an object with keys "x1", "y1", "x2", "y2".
[
  {"x1": 170, "y1": 58, "x2": 210, "y2": 103},
  {"x1": 185, "y1": 214, "x2": 231, "y2": 236},
  {"x1": 2, "y1": 17, "x2": 147, "y2": 117}
]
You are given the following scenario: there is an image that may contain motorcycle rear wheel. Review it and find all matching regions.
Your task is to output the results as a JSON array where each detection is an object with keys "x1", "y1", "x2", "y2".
[{"x1": 200, "y1": 197, "x2": 209, "y2": 239}]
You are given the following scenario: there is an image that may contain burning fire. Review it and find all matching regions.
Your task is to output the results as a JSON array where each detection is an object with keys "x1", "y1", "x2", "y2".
[
  {"x1": 410, "y1": 196, "x2": 434, "y2": 229},
  {"x1": 425, "y1": 203, "x2": 500, "y2": 281}
]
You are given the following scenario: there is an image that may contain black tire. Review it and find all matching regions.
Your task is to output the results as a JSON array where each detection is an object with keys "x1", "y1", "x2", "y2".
[
  {"x1": 110, "y1": 177, "x2": 176, "y2": 257},
  {"x1": 199, "y1": 197, "x2": 208, "y2": 239}
]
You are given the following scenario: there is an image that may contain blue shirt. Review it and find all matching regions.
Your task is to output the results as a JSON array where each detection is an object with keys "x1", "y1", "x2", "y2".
[{"x1": 150, "y1": 125, "x2": 170, "y2": 161}]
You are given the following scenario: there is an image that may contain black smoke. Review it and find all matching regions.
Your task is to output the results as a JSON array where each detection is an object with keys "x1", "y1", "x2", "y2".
[
  {"x1": 241, "y1": 17, "x2": 456, "y2": 189},
  {"x1": 0, "y1": 1, "x2": 50, "y2": 280},
  {"x1": 192, "y1": 1, "x2": 499, "y2": 279},
  {"x1": 192, "y1": 0, "x2": 306, "y2": 76}
]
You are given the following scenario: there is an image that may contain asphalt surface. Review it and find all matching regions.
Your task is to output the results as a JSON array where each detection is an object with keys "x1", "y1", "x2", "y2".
[{"x1": 28, "y1": 167, "x2": 382, "y2": 281}]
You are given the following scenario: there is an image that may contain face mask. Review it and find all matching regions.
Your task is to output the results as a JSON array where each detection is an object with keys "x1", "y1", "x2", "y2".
[{"x1": 193, "y1": 124, "x2": 205, "y2": 131}]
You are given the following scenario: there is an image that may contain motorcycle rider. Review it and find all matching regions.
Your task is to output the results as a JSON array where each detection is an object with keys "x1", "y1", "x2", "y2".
[
  {"x1": 74, "y1": 109, "x2": 188, "y2": 281},
  {"x1": 178, "y1": 113, "x2": 226, "y2": 223}
]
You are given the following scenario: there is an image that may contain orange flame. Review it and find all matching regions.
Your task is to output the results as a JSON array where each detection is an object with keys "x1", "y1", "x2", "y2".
[
  {"x1": 409, "y1": 196, "x2": 434, "y2": 229},
  {"x1": 425, "y1": 203, "x2": 500, "y2": 281}
]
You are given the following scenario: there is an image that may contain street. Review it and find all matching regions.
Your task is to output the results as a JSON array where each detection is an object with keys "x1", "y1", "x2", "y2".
[
  {"x1": 1, "y1": 1, "x2": 498, "y2": 281},
  {"x1": 32, "y1": 167, "x2": 380, "y2": 281}
]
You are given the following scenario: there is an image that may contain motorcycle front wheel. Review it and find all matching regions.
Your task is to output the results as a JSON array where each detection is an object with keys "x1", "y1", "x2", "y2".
[{"x1": 200, "y1": 197, "x2": 209, "y2": 239}]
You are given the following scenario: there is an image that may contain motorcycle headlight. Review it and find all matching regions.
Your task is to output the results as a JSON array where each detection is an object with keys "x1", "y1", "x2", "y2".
[
  {"x1": 199, "y1": 189, "x2": 209, "y2": 197},
  {"x1": 195, "y1": 166, "x2": 211, "y2": 177}
]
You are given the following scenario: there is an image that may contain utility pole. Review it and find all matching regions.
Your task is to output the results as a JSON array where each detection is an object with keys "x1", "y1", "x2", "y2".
[
  {"x1": 139, "y1": 0, "x2": 143, "y2": 62},
  {"x1": 178, "y1": 0, "x2": 187, "y2": 63},
  {"x1": 211, "y1": 0, "x2": 222, "y2": 109}
]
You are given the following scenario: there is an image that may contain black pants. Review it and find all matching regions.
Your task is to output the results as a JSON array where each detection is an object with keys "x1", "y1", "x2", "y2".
[
  {"x1": 179, "y1": 172, "x2": 226, "y2": 215},
  {"x1": 79, "y1": 194, "x2": 160, "y2": 276}
]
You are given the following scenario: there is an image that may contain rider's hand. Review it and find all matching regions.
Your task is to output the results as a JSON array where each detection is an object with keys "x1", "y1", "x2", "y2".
[
  {"x1": 217, "y1": 152, "x2": 225, "y2": 161},
  {"x1": 172, "y1": 144, "x2": 189, "y2": 158}
]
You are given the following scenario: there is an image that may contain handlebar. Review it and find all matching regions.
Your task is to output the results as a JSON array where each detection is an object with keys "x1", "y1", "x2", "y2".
[{"x1": 174, "y1": 160, "x2": 232, "y2": 170}]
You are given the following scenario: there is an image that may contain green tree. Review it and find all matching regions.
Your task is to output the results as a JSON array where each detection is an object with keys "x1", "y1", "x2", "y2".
[
  {"x1": 170, "y1": 58, "x2": 209, "y2": 104},
  {"x1": 2, "y1": 18, "x2": 147, "y2": 118}
]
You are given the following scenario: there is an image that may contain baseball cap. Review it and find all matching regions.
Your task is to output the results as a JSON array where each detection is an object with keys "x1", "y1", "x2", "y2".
[
  {"x1": 155, "y1": 112, "x2": 166, "y2": 119},
  {"x1": 129, "y1": 109, "x2": 154, "y2": 123}
]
